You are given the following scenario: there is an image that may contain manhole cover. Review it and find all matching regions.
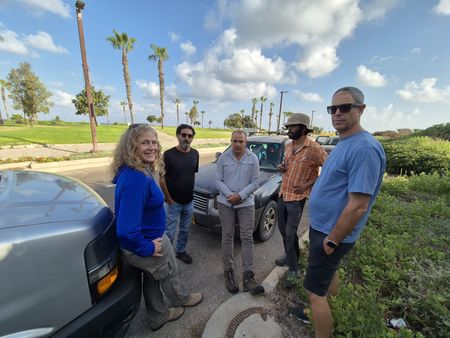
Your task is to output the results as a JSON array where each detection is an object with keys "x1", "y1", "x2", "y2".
[{"x1": 226, "y1": 306, "x2": 271, "y2": 338}]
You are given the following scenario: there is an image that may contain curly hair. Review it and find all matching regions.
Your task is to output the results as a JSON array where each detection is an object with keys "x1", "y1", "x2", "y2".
[{"x1": 110, "y1": 124, "x2": 165, "y2": 178}]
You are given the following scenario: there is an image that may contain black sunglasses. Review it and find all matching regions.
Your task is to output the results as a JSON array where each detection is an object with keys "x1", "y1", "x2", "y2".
[
  {"x1": 181, "y1": 133, "x2": 194, "y2": 139},
  {"x1": 327, "y1": 103, "x2": 362, "y2": 115}
]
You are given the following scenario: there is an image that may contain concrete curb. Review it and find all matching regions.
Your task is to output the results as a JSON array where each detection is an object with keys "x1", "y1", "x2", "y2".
[
  {"x1": 202, "y1": 230, "x2": 310, "y2": 337},
  {"x1": 0, "y1": 146, "x2": 226, "y2": 172}
]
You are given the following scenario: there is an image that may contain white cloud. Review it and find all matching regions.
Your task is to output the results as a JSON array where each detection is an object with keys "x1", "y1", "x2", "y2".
[
  {"x1": 214, "y1": 0, "x2": 366, "y2": 78},
  {"x1": 136, "y1": 80, "x2": 178, "y2": 100},
  {"x1": 361, "y1": 0, "x2": 402, "y2": 21},
  {"x1": 0, "y1": 29, "x2": 29, "y2": 55},
  {"x1": 174, "y1": 28, "x2": 292, "y2": 102},
  {"x1": 371, "y1": 55, "x2": 393, "y2": 63},
  {"x1": 52, "y1": 90, "x2": 75, "y2": 107},
  {"x1": 169, "y1": 31, "x2": 180, "y2": 42},
  {"x1": 23, "y1": 31, "x2": 68, "y2": 54},
  {"x1": 18, "y1": 0, "x2": 70, "y2": 18},
  {"x1": 410, "y1": 47, "x2": 421, "y2": 54},
  {"x1": 364, "y1": 104, "x2": 421, "y2": 132},
  {"x1": 433, "y1": 0, "x2": 450, "y2": 15},
  {"x1": 396, "y1": 78, "x2": 450, "y2": 102},
  {"x1": 180, "y1": 40, "x2": 196, "y2": 56},
  {"x1": 136, "y1": 80, "x2": 160, "y2": 98},
  {"x1": 293, "y1": 90, "x2": 323, "y2": 102},
  {"x1": 99, "y1": 85, "x2": 117, "y2": 93},
  {"x1": 356, "y1": 65, "x2": 387, "y2": 87}
]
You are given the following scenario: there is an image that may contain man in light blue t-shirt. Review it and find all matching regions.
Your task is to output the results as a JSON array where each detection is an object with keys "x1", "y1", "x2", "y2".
[{"x1": 293, "y1": 87, "x2": 386, "y2": 338}]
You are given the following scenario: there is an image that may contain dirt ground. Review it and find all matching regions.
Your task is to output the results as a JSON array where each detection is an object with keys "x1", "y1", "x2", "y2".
[{"x1": 267, "y1": 274, "x2": 314, "y2": 338}]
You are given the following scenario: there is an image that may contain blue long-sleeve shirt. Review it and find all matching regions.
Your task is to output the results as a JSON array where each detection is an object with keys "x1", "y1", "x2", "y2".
[
  {"x1": 216, "y1": 148, "x2": 260, "y2": 208},
  {"x1": 113, "y1": 166, "x2": 165, "y2": 257}
]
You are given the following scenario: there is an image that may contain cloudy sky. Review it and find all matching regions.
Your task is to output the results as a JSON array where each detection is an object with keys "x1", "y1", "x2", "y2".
[{"x1": 1, "y1": 0, "x2": 449, "y2": 132}]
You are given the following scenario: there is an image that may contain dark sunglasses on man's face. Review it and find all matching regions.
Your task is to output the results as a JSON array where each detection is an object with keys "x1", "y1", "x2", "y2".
[
  {"x1": 327, "y1": 103, "x2": 362, "y2": 115},
  {"x1": 181, "y1": 133, "x2": 194, "y2": 139}
]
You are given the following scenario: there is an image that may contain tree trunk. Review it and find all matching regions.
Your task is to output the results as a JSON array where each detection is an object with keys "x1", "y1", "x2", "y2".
[
  {"x1": 122, "y1": 50, "x2": 134, "y2": 124},
  {"x1": 158, "y1": 59, "x2": 165, "y2": 128},
  {"x1": 1, "y1": 87, "x2": 8, "y2": 119}
]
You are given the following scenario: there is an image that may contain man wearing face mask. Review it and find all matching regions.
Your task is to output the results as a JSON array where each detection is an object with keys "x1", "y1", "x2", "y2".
[
  {"x1": 276, "y1": 113, "x2": 327, "y2": 287},
  {"x1": 160, "y1": 124, "x2": 199, "y2": 264}
]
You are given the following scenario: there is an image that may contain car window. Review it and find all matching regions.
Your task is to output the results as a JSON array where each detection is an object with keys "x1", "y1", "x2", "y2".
[{"x1": 247, "y1": 142, "x2": 283, "y2": 169}]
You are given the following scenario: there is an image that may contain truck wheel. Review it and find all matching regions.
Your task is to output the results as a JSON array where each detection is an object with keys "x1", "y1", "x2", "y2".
[{"x1": 256, "y1": 200, "x2": 277, "y2": 242}]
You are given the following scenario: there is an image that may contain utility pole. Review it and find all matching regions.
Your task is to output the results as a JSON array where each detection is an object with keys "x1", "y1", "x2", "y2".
[
  {"x1": 311, "y1": 110, "x2": 315, "y2": 130},
  {"x1": 277, "y1": 90, "x2": 288, "y2": 132},
  {"x1": 75, "y1": 1, "x2": 98, "y2": 152}
]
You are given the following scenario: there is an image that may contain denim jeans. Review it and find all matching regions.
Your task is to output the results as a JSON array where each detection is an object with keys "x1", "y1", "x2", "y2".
[
  {"x1": 277, "y1": 196, "x2": 306, "y2": 273},
  {"x1": 165, "y1": 201, "x2": 193, "y2": 253}
]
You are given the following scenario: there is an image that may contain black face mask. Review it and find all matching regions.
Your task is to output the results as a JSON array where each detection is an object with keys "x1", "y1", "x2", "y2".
[{"x1": 288, "y1": 127, "x2": 303, "y2": 140}]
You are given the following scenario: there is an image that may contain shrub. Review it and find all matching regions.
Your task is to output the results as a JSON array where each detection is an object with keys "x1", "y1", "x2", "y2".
[
  {"x1": 414, "y1": 123, "x2": 450, "y2": 141},
  {"x1": 381, "y1": 136, "x2": 450, "y2": 175}
]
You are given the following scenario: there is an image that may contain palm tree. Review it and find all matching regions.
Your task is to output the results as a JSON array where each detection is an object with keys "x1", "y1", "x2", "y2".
[
  {"x1": 208, "y1": 120, "x2": 212, "y2": 128},
  {"x1": 240, "y1": 109, "x2": 245, "y2": 117},
  {"x1": 268, "y1": 102, "x2": 275, "y2": 133},
  {"x1": 120, "y1": 100, "x2": 127, "y2": 124},
  {"x1": 201, "y1": 110, "x2": 205, "y2": 128},
  {"x1": 106, "y1": 30, "x2": 136, "y2": 124},
  {"x1": 185, "y1": 111, "x2": 189, "y2": 123},
  {"x1": 284, "y1": 111, "x2": 294, "y2": 123},
  {"x1": 173, "y1": 98, "x2": 182, "y2": 126},
  {"x1": 251, "y1": 97, "x2": 258, "y2": 123},
  {"x1": 0, "y1": 79, "x2": 9, "y2": 120},
  {"x1": 149, "y1": 44, "x2": 169, "y2": 128},
  {"x1": 259, "y1": 96, "x2": 267, "y2": 130}
]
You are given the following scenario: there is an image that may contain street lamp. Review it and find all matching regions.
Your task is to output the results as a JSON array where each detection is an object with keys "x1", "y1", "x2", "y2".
[
  {"x1": 277, "y1": 90, "x2": 288, "y2": 132},
  {"x1": 75, "y1": 1, "x2": 98, "y2": 152}
]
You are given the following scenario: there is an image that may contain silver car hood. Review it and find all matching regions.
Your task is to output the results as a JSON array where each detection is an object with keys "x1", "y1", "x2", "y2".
[{"x1": 0, "y1": 170, "x2": 107, "y2": 229}]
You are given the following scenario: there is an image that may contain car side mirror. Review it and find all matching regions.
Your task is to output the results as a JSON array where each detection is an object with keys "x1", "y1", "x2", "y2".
[{"x1": 215, "y1": 152, "x2": 222, "y2": 159}]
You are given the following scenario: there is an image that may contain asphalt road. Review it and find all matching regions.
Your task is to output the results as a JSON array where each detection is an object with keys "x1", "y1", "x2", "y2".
[{"x1": 60, "y1": 152, "x2": 286, "y2": 338}]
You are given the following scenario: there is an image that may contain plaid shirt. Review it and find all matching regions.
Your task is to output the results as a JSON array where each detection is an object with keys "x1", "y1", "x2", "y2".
[{"x1": 279, "y1": 137, "x2": 328, "y2": 201}]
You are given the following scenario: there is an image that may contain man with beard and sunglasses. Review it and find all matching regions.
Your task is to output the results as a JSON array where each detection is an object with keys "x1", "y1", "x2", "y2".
[
  {"x1": 276, "y1": 113, "x2": 327, "y2": 288},
  {"x1": 160, "y1": 124, "x2": 199, "y2": 264},
  {"x1": 292, "y1": 87, "x2": 386, "y2": 338}
]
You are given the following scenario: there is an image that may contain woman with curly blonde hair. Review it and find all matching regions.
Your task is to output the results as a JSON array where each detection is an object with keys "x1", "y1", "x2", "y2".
[{"x1": 111, "y1": 124, "x2": 202, "y2": 331}]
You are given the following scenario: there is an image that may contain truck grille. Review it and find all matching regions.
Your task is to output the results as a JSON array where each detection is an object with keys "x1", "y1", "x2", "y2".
[{"x1": 193, "y1": 193, "x2": 209, "y2": 213}]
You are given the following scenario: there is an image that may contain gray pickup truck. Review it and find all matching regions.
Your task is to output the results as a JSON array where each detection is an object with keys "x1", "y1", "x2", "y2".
[{"x1": 0, "y1": 170, "x2": 141, "y2": 338}]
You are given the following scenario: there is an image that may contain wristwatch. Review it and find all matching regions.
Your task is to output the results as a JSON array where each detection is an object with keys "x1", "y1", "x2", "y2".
[{"x1": 325, "y1": 237, "x2": 338, "y2": 249}]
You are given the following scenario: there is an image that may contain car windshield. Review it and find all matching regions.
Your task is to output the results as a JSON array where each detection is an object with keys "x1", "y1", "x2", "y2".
[
  {"x1": 325, "y1": 137, "x2": 339, "y2": 145},
  {"x1": 247, "y1": 142, "x2": 283, "y2": 169}
]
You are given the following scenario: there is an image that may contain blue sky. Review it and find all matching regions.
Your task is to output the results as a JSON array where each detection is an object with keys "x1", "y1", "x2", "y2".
[{"x1": 1, "y1": 0, "x2": 449, "y2": 132}]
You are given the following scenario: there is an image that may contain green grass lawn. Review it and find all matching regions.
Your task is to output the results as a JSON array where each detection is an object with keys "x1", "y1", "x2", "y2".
[{"x1": 0, "y1": 121, "x2": 231, "y2": 146}]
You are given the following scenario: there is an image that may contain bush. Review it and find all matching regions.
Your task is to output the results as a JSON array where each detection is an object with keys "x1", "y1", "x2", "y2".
[
  {"x1": 414, "y1": 123, "x2": 450, "y2": 141},
  {"x1": 295, "y1": 173, "x2": 449, "y2": 337},
  {"x1": 381, "y1": 136, "x2": 450, "y2": 175}
]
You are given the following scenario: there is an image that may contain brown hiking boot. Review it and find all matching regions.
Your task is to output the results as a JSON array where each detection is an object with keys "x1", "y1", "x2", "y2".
[
  {"x1": 243, "y1": 270, "x2": 265, "y2": 295},
  {"x1": 150, "y1": 307, "x2": 185, "y2": 331},
  {"x1": 183, "y1": 292, "x2": 203, "y2": 307},
  {"x1": 224, "y1": 269, "x2": 239, "y2": 294}
]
